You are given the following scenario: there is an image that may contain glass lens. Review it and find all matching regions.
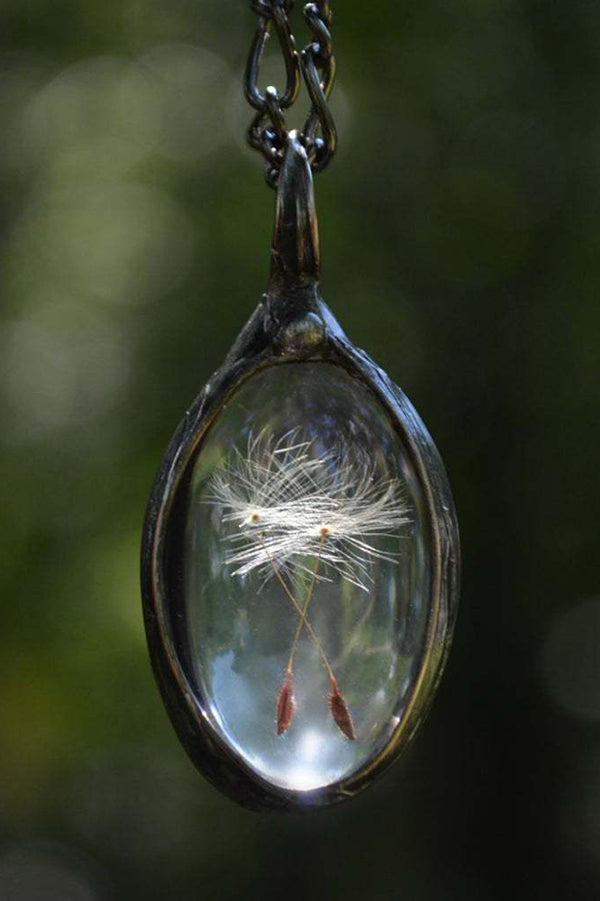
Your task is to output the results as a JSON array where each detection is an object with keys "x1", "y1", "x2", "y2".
[{"x1": 178, "y1": 362, "x2": 431, "y2": 792}]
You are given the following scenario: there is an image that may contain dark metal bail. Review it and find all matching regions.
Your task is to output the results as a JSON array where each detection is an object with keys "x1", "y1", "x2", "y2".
[{"x1": 269, "y1": 130, "x2": 320, "y2": 293}]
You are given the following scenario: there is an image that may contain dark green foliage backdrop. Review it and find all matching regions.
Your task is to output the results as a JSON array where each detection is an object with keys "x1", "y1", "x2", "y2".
[{"x1": 1, "y1": 1, "x2": 599, "y2": 898}]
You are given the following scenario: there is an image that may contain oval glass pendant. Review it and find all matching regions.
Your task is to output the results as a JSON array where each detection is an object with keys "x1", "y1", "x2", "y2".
[{"x1": 142, "y1": 134, "x2": 460, "y2": 811}]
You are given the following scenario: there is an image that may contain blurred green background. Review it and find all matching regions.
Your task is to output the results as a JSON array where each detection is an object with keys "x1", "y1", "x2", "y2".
[{"x1": 1, "y1": 1, "x2": 599, "y2": 898}]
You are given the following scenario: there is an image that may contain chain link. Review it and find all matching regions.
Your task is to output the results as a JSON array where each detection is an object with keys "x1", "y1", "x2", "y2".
[{"x1": 245, "y1": 1, "x2": 337, "y2": 188}]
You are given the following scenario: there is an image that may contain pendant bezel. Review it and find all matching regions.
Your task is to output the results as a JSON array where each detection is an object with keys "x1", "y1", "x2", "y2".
[{"x1": 141, "y1": 136, "x2": 460, "y2": 812}]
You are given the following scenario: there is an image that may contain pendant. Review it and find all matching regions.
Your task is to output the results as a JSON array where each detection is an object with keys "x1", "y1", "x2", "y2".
[{"x1": 141, "y1": 132, "x2": 459, "y2": 811}]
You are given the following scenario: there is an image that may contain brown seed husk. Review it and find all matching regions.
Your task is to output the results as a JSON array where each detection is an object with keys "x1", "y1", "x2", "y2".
[
  {"x1": 276, "y1": 673, "x2": 295, "y2": 735},
  {"x1": 329, "y1": 679, "x2": 356, "y2": 740}
]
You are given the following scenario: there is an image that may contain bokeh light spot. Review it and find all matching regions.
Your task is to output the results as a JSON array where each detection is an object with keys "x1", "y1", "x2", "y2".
[
  {"x1": 15, "y1": 183, "x2": 196, "y2": 306},
  {"x1": 1, "y1": 306, "x2": 130, "y2": 443},
  {"x1": 119, "y1": 44, "x2": 234, "y2": 161},
  {"x1": 539, "y1": 597, "x2": 600, "y2": 721},
  {"x1": 0, "y1": 845, "x2": 104, "y2": 901}
]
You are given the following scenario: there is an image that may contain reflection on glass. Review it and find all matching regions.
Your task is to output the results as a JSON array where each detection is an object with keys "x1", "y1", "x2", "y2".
[{"x1": 183, "y1": 362, "x2": 430, "y2": 791}]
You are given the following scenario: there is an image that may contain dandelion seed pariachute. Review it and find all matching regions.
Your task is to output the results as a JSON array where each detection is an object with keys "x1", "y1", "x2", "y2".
[
  {"x1": 208, "y1": 428, "x2": 409, "y2": 590},
  {"x1": 206, "y1": 427, "x2": 410, "y2": 740}
]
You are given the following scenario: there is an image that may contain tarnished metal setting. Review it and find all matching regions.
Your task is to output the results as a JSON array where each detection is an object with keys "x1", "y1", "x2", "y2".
[
  {"x1": 141, "y1": 137, "x2": 460, "y2": 811},
  {"x1": 245, "y1": 0, "x2": 337, "y2": 187}
]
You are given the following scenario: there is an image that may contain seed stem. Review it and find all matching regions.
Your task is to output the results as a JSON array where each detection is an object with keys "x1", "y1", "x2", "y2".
[
  {"x1": 260, "y1": 534, "x2": 334, "y2": 681},
  {"x1": 263, "y1": 529, "x2": 356, "y2": 741},
  {"x1": 286, "y1": 531, "x2": 327, "y2": 676}
]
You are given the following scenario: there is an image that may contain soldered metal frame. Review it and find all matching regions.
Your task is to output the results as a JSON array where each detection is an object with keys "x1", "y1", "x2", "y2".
[{"x1": 141, "y1": 133, "x2": 460, "y2": 812}]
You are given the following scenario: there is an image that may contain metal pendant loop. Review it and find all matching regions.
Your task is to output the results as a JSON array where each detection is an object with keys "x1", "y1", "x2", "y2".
[{"x1": 269, "y1": 131, "x2": 320, "y2": 292}]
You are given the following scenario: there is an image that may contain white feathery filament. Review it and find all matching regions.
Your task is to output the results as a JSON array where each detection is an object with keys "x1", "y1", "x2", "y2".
[{"x1": 206, "y1": 429, "x2": 409, "y2": 591}]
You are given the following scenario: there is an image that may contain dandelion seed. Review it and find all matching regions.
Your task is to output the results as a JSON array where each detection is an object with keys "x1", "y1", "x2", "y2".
[
  {"x1": 276, "y1": 672, "x2": 295, "y2": 735},
  {"x1": 206, "y1": 427, "x2": 409, "y2": 739},
  {"x1": 329, "y1": 677, "x2": 356, "y2": 741},
  {"x1": 207, "y1": 428, "x2": 409, "y2": 591}
]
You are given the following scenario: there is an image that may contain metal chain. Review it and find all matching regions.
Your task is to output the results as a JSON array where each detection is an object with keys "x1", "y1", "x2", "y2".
[{"x1": 245, "y1": 1, "x2": 337, "y2": 188}]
